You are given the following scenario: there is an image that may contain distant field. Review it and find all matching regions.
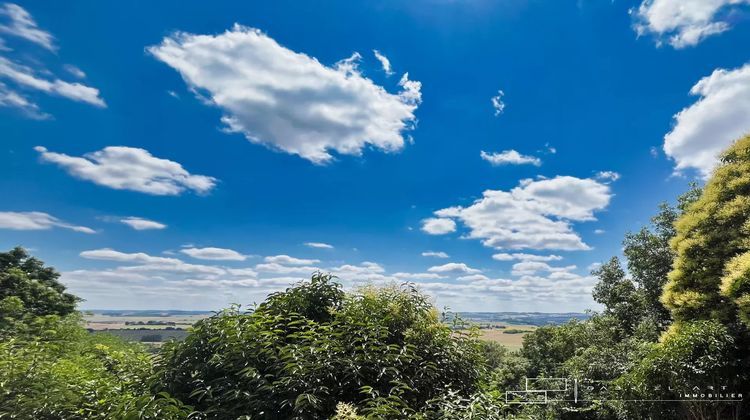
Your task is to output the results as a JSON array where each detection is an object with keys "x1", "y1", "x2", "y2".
[
  {"x1": 94, "y1": 329, "x2": 189, "y2": 343},
  {"x1": 85, "y1": 311, "x2": 553, "y2": 350},
  {"x1": 84, "y1": 313, "x2": 210, "y2": 331},
  {"x1": 464, "y1": 322, "x2": 537, "y2": 351}
]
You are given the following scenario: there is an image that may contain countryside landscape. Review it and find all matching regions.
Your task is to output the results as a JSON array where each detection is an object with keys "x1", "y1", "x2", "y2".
[{"x1": 2, "y1": 1, "x2": 750, "y2": 419}]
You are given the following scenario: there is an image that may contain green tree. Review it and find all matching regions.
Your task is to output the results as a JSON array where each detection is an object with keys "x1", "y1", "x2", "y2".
[
  {"x1": 662, "y1": 135, "x2": 750, "y2": 324},
  {"x1": 0, "y1": 246, "x2": 79, "y2": 318}
]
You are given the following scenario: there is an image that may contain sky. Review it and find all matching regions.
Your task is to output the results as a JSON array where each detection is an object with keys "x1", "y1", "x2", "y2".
[{"x1": 1, "y1": 0, "x2": 749, "y2": 312}]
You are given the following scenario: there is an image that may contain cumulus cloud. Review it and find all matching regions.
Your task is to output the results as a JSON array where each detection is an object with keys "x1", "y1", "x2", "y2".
[
  {"x1": 149, "y1": 25, "x2": 421, "y2": 164},
  {"x1": 421, "y1": 217, "x2": 456, "y2": 235},
  {"x1": 480, "y1": 150, "x2": 541, "y2": 166},
  {"x1": 422, "y1": 251, "x2": 449, "y2": 258},
  {"x1": 35, "y1": 146, "x2": 217, "y2": 195},
  {"x1": 305, "y1": 242, "x2": 334, "y2": 249},
  {"x1": 264, "y1": 255, "x2": 320, "y2": 265},
  {"x1": 429, "y1": 176, "x2": 612, "y2": 251},
  {"x1": 0, "y1": 3, "x2": 54, "y2": 50},
  {"x1": 633, "y1": 0, "x2": 750, "y2": 48},
  {"x1": 663, "y1": 64, "x2": 750, "y2": 178},
  {"x1": 427, "y1": 262, "x2": 482, "y2": 275},
  {"x1": 181, "y1": 247, "x2": 247, "y2": 261},
  {"x1": 120, "y1": 217, "x2": 166, "y2": 231},
  {"x1": 0, "y1": 211, "x2": 94, "y2": 233},
  {"x1": 491, "y1": 90, "x2": 505, "y2": 116},
  {"x1": 373, "y1": 49, "x2": 393, "y2": 75}
]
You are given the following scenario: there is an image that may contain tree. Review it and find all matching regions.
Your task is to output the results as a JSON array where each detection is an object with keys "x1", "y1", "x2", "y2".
[
  {"x1": 0, "y1": 247, "x2": 79, "y2": 318},
  {"x1": 591, "y1": 257, "x2": 642, "y2": 335},
  {"x1": 662, "y1": 135, "x2": 750, "y2": 325}
]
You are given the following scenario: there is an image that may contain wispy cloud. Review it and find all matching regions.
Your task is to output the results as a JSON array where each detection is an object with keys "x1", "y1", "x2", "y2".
[{"x1": 0, "y1": 211, "x2": 94, "y2": 233}]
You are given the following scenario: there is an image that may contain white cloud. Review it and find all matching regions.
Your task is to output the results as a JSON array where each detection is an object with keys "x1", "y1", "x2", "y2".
[
  {"x1": 263, "y1": 255, "x2": 320, "y2": 265},
  {"x1": 430, "y1": 176, "x2": 612, "y2": 251},
  {"x1": 35, "y1": 146, "x2": 217, "y2": 195},
  {"x1": 595, "y1": 171, "x2": 620, "y2": 182},
  {"x1": 80, "y1": 248, "x2": 227, "y2": 276},
  {"x1": 0, "y1": 55, "x2": 104, "y2": 108},
  {"x1": 63, "y1": 64, "x2": 86, "y2": 79},
  {"x1": 511, "y1": 261, "x2": 576, "y2": 277},
  {"x1": 149, "y1": 25, "x2": 421, "y2": 164},
  {"x1": 633, "y1": 0, "x2": 750, "y2": 48},
  {"x1": 492, "y1": 253, "x2": 563, "y2": 262},
  {"x1": 120, "y1": 217, "x2": 166, "y2": 231},
  {"x1": 181, "y1": 247, "x2": 246, "y2": 261},
  {"x1": 491, "y1": 90, "x2": 505, "y2": 116},
  {"x1": 0, "y1": 81, "x2": 48, "y2": 119},
  {"x1": 393, "y1": 272, "x2": 444, "y2": 280},
  {"x1": 255, "y1": 262, "x2": 319, "y2": 275},
  {"x1": 427, "y1": 262, "x2": 482, "y2": 275},
  {"x1": 64, "y1": 245, "x2": 600, "y2": 311},
  {"x1": 456, "y1": 274, "x2": 489, "y2": 282},
  {"x1": 594, "y1": 229, "x2": 606, "y2": 235},
  {"x1": 422, "y1": 251, "x2": 449, "y2": 258},
  {"x1": 663, "y1": 64, "x2": 750, "y2": 178},
  {"x1": 421, "y1": 217, "x2": 456, "y2": 235},
  {"x1": 0, "y1": 211, "x2": 94, "y2": 233},
  {"x1": 81, "y1": 248, "x2": 177, "y2": 264},
  {"x1": 0, "y1": 4, "x2": 104, "y2": 117},
  {"x1": 305, "y1": 242, "x2": 334, "y2": 249},
  {"x1": 480, "y1": 150, "x2": 541, "y2": 167},
  {"x1": 373, "y1": 49, "x2": 393, "y2": 76},
  {"x1": 0, "y1": 3, "x2": 54, "y2": 50}
]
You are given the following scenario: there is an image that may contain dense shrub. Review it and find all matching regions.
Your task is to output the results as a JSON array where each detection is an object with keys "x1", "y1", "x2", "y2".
[{"x1": 154, "y1": 273, "x2": 486, "y2": 419}]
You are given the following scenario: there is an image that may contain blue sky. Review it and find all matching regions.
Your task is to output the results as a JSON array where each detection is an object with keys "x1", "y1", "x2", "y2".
[{"x1": 1, "y1": 0, "x2": 749, "y2": 311}]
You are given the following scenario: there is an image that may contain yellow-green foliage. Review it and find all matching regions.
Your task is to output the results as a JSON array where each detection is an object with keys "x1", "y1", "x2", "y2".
[{"x1": 662, "y1": 135, "x2": 750, "y2": 325}]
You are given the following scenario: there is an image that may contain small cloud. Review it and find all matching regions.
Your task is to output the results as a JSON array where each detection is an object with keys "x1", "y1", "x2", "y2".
[
  {"x1": 167, "y1": 90, "x2": 179, "y2": 99},
  {"x1": 632, "y1": 0, "x2": 749, "y2": 49},
  {"x1": 491, "y1": 90, "x2": 506, "y2": 116},
  {"x1": 180, "y1": 247, "x2": 247, "y2": 261},
  {"x1": 35, "y1": 146, "x2": 217, "y2": 196},
  {"x1": 594, "y1": 229, "x2": 605, "y2": 235},
  {"x1": 481, "y1": 150, "x2": 541, "y2": 167},
  {"x1": 263, "y1": 255, "x2": 320, "y2": 266},
  {"x1": 427, "y1": 262, "x2": 482, "y2": 275},
  {"x1": 492, "y1": 253, "x2": 562, "y2": 262},
  {"x1": 0, "y1": 211, "x2": 94, "y2": 233},
  {"x1": 421, "y1": 217, "x2": 456, "y2": 235},
  {"x1": 595, "y1": 171, "x2": 621, "y2": 182},
  {"x1": 120, "y1": 217, "x2": 167, "y2": 231},
  {"x1": 373, "y1": 49, "x2": 393, "y2": 76},
  {"x1": 422, "y1": 251, "x2": 449, "y2": 258},
  {"x1": 63, "y1": 64, "x2": 86, "y2": 79},
  {"x1": 305, "y1": 242, "x2": 334, "y2": 249}
]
